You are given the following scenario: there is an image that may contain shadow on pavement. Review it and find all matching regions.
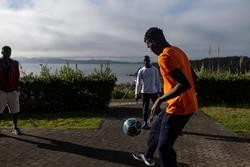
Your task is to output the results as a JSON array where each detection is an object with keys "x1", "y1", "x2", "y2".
[
  {"x1": 183, "y1": 131, "x2": 250, "y2": 143},
  {"x1": 1, "y1": 133, "x2": 190, "y2": 167},
  {"x1": 2, "y1": 133, "x2": 145, "y2": 167}
]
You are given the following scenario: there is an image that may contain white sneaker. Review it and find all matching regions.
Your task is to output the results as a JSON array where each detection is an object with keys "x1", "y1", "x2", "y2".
[
  {"x1": 12, "y1": 128, "x2": 22, "y2": 135},
  {"x1": 132, "y1": 152, "x2": 155, "y2": 166}
]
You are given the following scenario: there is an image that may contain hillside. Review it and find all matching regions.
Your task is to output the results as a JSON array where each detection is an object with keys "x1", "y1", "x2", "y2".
[
  {"x1": 16, "y1": 56, "x2": 250, "y2": 73},
  {"x1": 17, "y1": 57, "x2": 139, "y2": 64},
  {"x1": 190, "y1": 56, "x2": 250, "y2": 73}
]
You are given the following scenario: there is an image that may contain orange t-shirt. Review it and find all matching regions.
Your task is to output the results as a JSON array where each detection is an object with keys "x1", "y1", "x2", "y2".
[{"x1": 158, "y1": 46, "x2": 198, "y2": 115}]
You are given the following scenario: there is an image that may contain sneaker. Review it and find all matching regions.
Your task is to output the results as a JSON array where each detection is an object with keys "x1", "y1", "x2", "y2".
[
  {"x1": 12, "y1": 128, "x2": 22, "y2": 135},
  {"x1": 141, "y1": 123, "x2": 150, "y2": 130},
  {"x1": 132, "y1": 152, "x2": 155, "y2": 166}
]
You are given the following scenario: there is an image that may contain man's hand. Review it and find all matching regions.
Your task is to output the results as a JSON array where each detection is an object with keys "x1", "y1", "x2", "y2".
[
  {"x1": 135, "y1": 94, "x2": 138, "y2": 101},
  {"x1": 135, "y1": 94, "x2": 141, "y2": 101},
  {"x1": 149, "y1": 98, "x2": 161, "y2": 124}
]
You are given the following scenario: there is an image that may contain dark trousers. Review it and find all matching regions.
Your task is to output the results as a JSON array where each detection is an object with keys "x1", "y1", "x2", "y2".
[
  {"x1": 142, "y1": 93, "x2": 158, "y2": 123},
  {"x1": 145, "y1": 111, "x2": 193, "y2": 167}
]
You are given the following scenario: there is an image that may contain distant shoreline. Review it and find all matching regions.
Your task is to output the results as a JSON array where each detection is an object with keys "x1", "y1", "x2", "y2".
[
  {"x1": 17, "y1": 56, "x2": 250, "y2": 73},
  {"x1": 17, "y1": 57, "x2": 142, "y2": 64}
]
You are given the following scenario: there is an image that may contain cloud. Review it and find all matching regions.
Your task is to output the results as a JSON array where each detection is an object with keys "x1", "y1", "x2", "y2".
[{"x1": 0, "y1": 0, "x2": 249, "y2": 61}]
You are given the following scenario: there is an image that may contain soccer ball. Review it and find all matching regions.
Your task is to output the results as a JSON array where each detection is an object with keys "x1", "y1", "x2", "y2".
[{"x1": 123, "y1": 118, "x2": 142, "y2": 137}]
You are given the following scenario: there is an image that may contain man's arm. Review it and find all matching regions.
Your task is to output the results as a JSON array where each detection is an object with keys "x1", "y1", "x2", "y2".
[
  {"x1": 135, "y1": 69, "x2": 142, "y2": 101},
  {"x1": 158, "y1": 68, "x2": 191, "y2": 103},
  {"x1": 16, "y1": 61, "x2": 20, "y2": 92},
  {"x1": 154, "y1": 67, "x2": 162, "y2": 96},
  {"x1": 149, "y1": 68, "x2": 191, "y2": 122},
  {"x1": 154, "y1": 68, "x2": 161, "y2": 91}
]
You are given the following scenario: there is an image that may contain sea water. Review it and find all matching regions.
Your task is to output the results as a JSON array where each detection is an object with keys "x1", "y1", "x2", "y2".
[{"x1": 19, "y1": 63, "x2": 143, "y2": 84}]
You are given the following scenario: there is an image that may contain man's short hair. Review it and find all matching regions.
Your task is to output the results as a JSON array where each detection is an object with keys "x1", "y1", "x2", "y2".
[
  {"x1": 144, "y1": 27, "x2": 164, "y2": 42},
  {"x1": 2, "y1": 46, "x2": 11, "y2": 51},
  {"x1": 144, "y1": 55, "x2": 150, "y2": 61}
]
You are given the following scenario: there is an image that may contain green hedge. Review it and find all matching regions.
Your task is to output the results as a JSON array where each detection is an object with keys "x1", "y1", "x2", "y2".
[
  {"x1": 196, "y1": 73, "x2": 250, "y2": 107},
  {"x1": 112, "y1": 71, "x2": 250, "y2": 107},
  {"x1": 19, "y1": 64, "x2": 117, "y2": 113}
]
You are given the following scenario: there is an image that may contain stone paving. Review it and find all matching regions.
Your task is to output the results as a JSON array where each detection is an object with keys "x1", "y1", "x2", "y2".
[{"x1": 0, "y1": 102, "x2": 249, "y2": 167}]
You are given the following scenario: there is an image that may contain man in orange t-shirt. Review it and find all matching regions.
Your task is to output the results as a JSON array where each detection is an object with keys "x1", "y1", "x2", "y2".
[{"x1": 132, "y1": 27, "x2": 198, "y2": 167}]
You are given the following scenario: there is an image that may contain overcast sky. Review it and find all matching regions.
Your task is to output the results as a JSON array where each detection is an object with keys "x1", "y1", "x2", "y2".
[{"x1": 0, "y1": 0, "x2": 249, "y2": 62}]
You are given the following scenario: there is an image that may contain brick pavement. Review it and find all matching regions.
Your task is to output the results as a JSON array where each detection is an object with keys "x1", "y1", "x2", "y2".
[{"x1": 0, "y1": 102, "x2": 249, "y2": 167}]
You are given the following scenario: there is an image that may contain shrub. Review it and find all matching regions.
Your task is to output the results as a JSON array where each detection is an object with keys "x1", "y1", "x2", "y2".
[
  {"x1": 112, "y1": 70, "x2": 250, "y2": 107},
  {"x1": 196, "y1": 70, "x2": 250, "y2": 107},
  {"x1": 20, "y1": 64, "x2": 117, "y2": 113}
]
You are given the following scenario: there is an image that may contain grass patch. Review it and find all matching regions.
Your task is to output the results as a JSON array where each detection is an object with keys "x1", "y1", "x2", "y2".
[
  {"x1": 201, "y1": 107, "x2": 250, "y2": 135},
  {"x1": 0, "y1": 111, "x2": 104, "y2": 129}
]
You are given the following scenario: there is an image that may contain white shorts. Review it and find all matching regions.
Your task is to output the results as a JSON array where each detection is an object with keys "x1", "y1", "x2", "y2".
[{"x1": 0, "y1": 90, "x2": 20, "y2": 114}]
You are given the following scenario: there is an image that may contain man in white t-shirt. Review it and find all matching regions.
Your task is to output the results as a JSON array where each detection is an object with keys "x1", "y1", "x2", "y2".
[{"x1": 135, "y1": 55, "x2": 161, "y2": 129}]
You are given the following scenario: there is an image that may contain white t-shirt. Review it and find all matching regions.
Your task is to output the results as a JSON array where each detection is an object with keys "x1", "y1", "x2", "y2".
[{"x1": 135, "y1": 65, "x2": 161, "y2": 95}]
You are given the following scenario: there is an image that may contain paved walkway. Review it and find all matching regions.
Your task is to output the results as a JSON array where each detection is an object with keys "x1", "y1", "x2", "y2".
[{"x1": 0, "y1": 102, "x2": 249, "y2": 167}]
